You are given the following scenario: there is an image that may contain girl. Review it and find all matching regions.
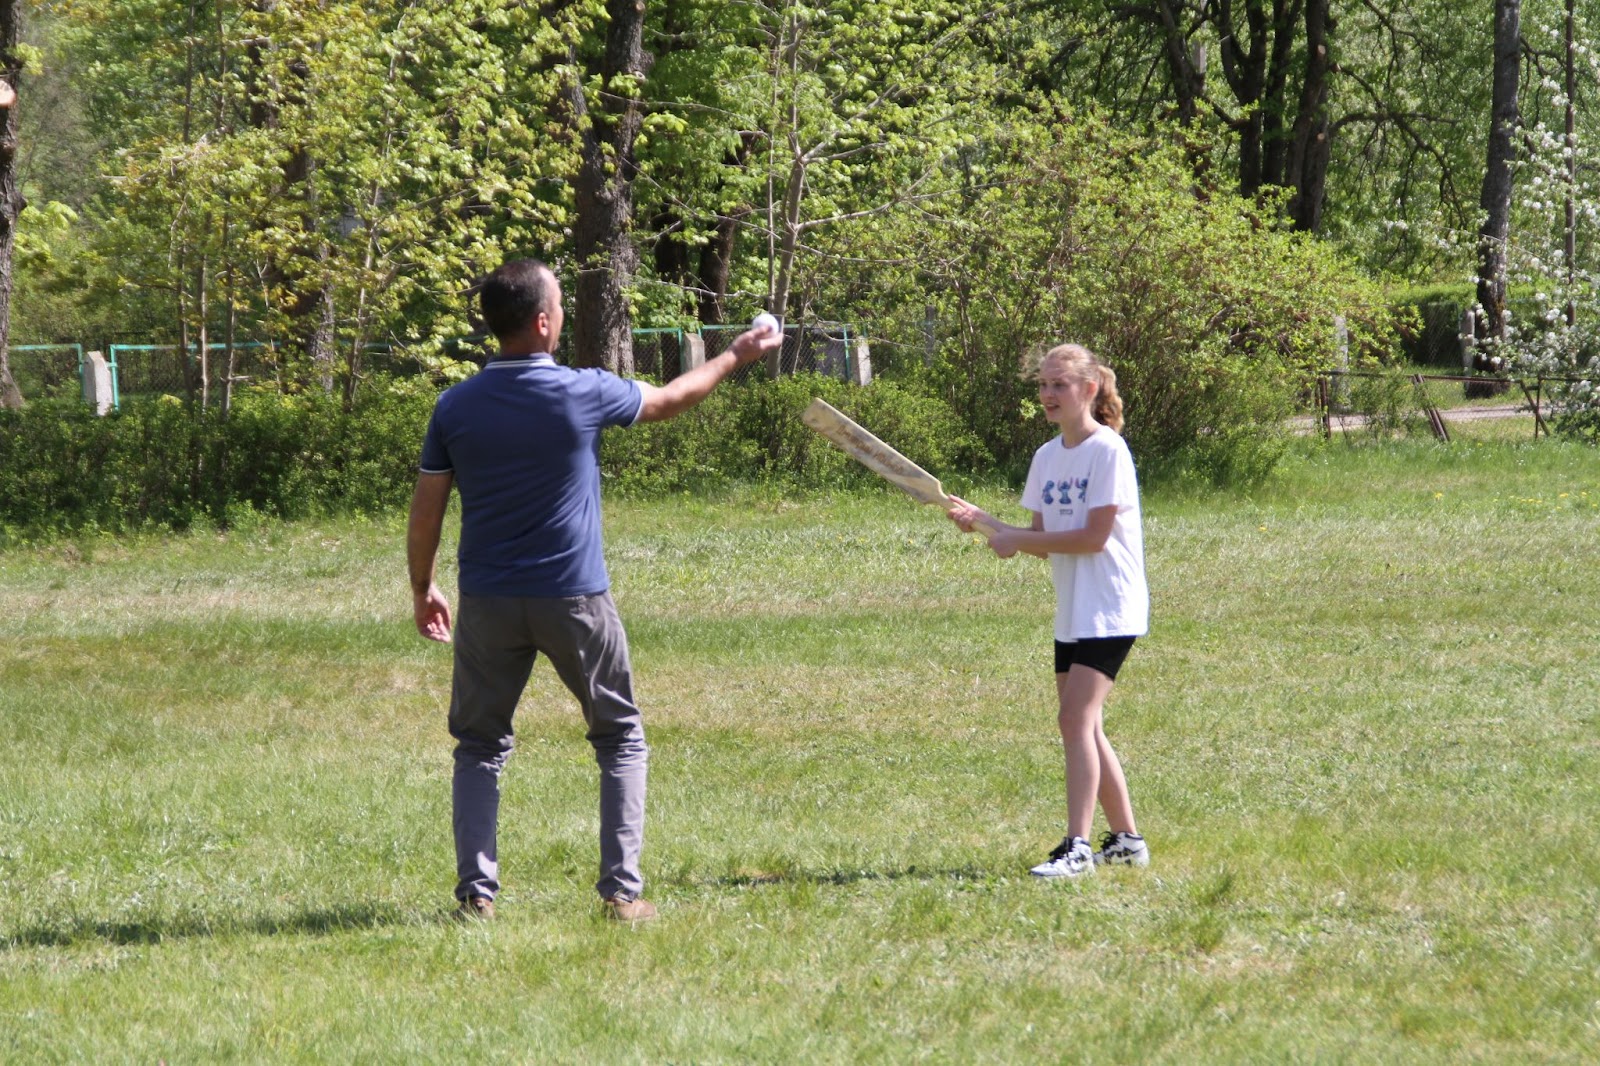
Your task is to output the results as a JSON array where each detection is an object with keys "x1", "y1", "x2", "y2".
[{"x1": 948, "y1": 344, "x2": 1150, "y2": 878}]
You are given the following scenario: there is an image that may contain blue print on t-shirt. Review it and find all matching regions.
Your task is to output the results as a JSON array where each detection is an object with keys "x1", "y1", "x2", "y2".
[{"x1": 1042, "y1": 477, "x2": 1090, "y2": 510}]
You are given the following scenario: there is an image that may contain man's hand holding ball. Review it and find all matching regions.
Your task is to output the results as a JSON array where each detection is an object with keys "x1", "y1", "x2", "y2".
[{"x1": 731, "y1": 313, "x2": 784, "y2": 364}]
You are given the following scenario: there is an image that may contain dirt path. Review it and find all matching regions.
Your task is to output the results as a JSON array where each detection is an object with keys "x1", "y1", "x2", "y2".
[{"x1": 1290, "y1": 403, "x2": 1528, "y2": 435}]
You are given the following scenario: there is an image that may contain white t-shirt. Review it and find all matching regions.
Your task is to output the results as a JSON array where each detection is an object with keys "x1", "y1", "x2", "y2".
[{"x1": 1020, "y1": 425, "x2": 1149, "y2": 641}]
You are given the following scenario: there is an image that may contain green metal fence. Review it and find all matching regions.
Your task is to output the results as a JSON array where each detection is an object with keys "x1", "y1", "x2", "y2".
[
  {"x1": 109, "y1": 342, "x2": 283, "y2": 404},
  {"x1": 17, "y1": 325, "x2": 861, "y2": 411}
]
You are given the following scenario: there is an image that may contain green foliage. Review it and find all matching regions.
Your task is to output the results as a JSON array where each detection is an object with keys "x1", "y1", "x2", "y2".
[
  {"x1": 1345, "y1": 372, "x2": 1430, "y2": 438},
  {"x1": 601, "y1": 372, "x2": 988, "y2": 496},
  {"x1": 0, "y1": 368, "x2": 987, "y2": 539},
  {"x1": 818, "y1": 113, "x2": 1401, "y2": 484},
  {"x1": 33, "y1": 0, "x2": 587, "y2": 380},
  {"x1": 1389, "y1": 283, "x2": 1475, "y2": 369},
  {"x1": 0, "y1": 379, "x2": 434, "y2": 541},
  {"x1": 1025, "y1": 0, "x2": 1490, "y2": 280},
  {"x1": 629, "y1": 1, "x2": 1009, "y2": 327}
]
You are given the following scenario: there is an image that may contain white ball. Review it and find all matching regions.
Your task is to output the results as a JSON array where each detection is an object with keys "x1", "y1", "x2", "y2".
[{"x1": 752, "y1": 312, "x2": 782, "y2": 336}]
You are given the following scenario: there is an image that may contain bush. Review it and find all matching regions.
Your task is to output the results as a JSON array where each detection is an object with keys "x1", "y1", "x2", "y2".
[
  {"x1": 601, "y1": 373, "x2": 988, "y2": 496},
  {"x1": 1, "y1": 371, "x2": 986, "y2": 541},
  {"x1": 0, "y1": 379, "x2": 435, "y2": 540},
  {"x1": 808, "y1": 111, "x2": 1403, "y2": 486},
  {"x1": 1390, "y1": 283, "x2": 1475, "y2": 369}
]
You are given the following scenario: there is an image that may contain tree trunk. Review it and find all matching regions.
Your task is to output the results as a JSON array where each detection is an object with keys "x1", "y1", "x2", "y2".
[
  {"x1": 651, "y1": 207, "x2": 690, "y2": 292},
  {"x1": 1201, "y1": 0, "x2": 1336, "y2": 228},
  {"x1": 1257, "y1": 0, "x2": 1299, "y2": 189},
  {"x1": 310, "y1": 271, "x2": 334, "y2": 391},
  {"x1": 255, "y1": 16, "x2": 336, "y2": 389},
  {"x1": 696, "y1": 207, "x2": 746, "y2": 325},
  {"x1": 224, "y1": 236, "x2": 238, "y2": 419},
  {"x1": 1285, "y1": 0, "x2": 1332, "y2": 231},
  {"x1": 197, "y1": 254, "x2": 210, "y2": 409},
  {"x1": 692, "y1": 132, "x2": 759, "y2": 325},
  {"x1": 0, "y1": 0, "x2": 24, "y2": 408},
  {"x1": 1152, "y1": 0, "x2": 1205, "y2": 124},
  {"x1": 1477, "y1": 0, "x2": 1521, "y2": 344},
  {"x1": 766, "y1": 145, "x2": 805, "y2": 378},
  {"x1": 1214, "y1": 0, "x2": 1272, "y2": 196},
  {"x1": 568, "y1": 0, "x2": 650, "y2": 373}
]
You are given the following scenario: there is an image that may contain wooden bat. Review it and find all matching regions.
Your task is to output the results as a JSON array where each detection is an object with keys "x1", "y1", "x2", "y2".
[{"x1": 801, "y1": 398, "x2": 998, "y2": 535}]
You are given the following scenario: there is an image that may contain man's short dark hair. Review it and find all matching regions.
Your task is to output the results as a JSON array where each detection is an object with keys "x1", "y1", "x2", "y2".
[{"x1": 480, "y1": 260, "x2": 558, "y2": 339}]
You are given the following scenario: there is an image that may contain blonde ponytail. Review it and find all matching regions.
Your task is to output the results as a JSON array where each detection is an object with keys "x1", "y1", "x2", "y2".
[
  {"x1": 1092, "y1": 363, "x2": 1124, "y2": 433},
  {"x1": 1038, "y1": 343, "x2": 1124, "y2": 434}
]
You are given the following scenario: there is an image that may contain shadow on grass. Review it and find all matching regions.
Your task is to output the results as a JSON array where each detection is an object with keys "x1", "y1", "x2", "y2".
[
  {"x1": 1, "y1": 900, "x2": 414, "y2": 950},
  {"x1": 5, "y1": 869, "x2": 1009, "y2": 947},
  {"x1": 685, "y1": 864, "x2": 997, "y2": 889}
]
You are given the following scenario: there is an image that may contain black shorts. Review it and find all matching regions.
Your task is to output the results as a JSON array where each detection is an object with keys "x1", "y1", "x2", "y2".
[{"x1": 1054, "y1": 636, "x2": 1137, "y2": 681}]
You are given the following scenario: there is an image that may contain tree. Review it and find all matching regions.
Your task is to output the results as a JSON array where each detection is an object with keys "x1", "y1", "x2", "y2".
[
  {"x1": 753, "y1": 4, "x2": 1003, "y2": 365},
  {"x1": 1, "y1": 0, "x2": 23, "y2": 409},
  {"x1": 52, "y1": 0, "x2": 579, "y2": 399},
  {"x1": 1477, "y1": 0, "x2": 1522, "y2": 345},
  {"x1": 1497, "y1": 1, "x2": 1600, "y2": 440},
  {"x1": 1024, "y1": 1, "x2": 1340, "y2": 229},
  {"x1": 634, "y1": 0, "x2": 769, "y2": 326},
  {"x1": 566, "y1": 0, "x2": 650, "y2": 373},
  {"x1": 1015, "y1": 0, "x2": 1495, "y2": 269},
  {"x1": 804, "y1": 107, "x2": 1396, "y2": 478},
  {"x1": 621, "y1": 1, "x2": 1026, "y2": 365}
]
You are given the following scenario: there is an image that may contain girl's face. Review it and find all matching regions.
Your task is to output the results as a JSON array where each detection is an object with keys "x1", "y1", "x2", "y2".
[{"x1": 1037, "y1": 360, "x2": 1096, "y2": 425}]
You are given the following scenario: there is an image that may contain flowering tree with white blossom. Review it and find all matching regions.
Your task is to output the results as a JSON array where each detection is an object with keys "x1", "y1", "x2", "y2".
[{"x1": 1495, "y1": 4, "x2": 1600, "y2": 439}]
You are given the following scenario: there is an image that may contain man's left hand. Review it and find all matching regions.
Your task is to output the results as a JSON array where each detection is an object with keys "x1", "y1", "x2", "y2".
[{"x1": 415, "y1": 585, "x2": 453, "y2": 643}]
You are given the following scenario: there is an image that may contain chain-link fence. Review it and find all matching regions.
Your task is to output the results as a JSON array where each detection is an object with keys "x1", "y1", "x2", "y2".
[
  {"x1": 629, "y1": 328, "x2": 686, "y2": 381},
  {"x1": 110, "y1": 343, "x2": 301, "y2": 401},
  {"x1": 698, "y1": 324, "x2": 861, "y2": 384},
  {"x1": 362, "y1": 344, "x2": 445, "y2": 379},
  {"x1": 15, "y1": 321, "x2": 867, "y2": 411},
  {"x1": 6, "y1": 345, "x2": 85, "y2": 403},
  {"x1": 1400, "y1": 299, "x2": 1473, "y2": 369}
]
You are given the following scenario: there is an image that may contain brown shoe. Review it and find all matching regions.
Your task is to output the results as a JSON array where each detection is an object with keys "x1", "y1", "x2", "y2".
[
  {"x1": 602, "y1": 896, "x2": 658, "y2": 923},
  {"x1": 455, "y1": 895, "x2": 495, "y2": 921}
]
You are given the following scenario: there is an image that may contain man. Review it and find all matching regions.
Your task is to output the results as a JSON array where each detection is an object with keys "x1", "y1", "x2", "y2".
[{"x1": 407, "y1": 259, "x2": 780, "y2": 922}]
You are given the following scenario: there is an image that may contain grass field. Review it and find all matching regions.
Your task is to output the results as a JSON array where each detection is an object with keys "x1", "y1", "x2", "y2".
[{"x1": 3, "y1": 438, "x2": 1599, "y2": 1062}]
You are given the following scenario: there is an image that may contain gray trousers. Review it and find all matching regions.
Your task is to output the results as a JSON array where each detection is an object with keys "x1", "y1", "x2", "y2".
[{"x1": 449, "y1": 591, "x2": 647, "y2": 902}]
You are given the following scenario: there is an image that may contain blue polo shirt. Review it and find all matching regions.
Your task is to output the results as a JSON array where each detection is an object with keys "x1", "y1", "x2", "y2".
[{"x1": 418, "y1": 355, "x2": 644, "y2": 598}]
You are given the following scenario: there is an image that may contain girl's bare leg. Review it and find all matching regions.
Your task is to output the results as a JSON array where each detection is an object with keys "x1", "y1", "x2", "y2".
[
  {"x1": 1094, "y1": 722, "x2": 1138, "y2": 835},
  {"x1": 1057, "y1": 665, "x2": 1115, "y2": 841}
]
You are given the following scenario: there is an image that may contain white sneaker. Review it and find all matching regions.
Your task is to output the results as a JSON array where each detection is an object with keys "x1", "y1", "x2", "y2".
[
  {"x1": 1092, "y1": 830, "x2": 1150, "y2": 867},
  {"x1": 1030, "y1": 836, "x2": 1094, "y2": 878}
]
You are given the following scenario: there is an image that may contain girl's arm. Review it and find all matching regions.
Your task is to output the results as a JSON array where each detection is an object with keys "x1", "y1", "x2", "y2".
[
  {"x1": 986, "y1": 505, "x2": 1117, "y2": 560},
  {"x1": 948, "y1": 498, "x2": 1116, "y2": 559}
]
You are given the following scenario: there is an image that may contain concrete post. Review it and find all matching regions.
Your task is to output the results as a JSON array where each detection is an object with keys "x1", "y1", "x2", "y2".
[
  {"x1": 1332, "y1": 315, "x2": 1350, "y2": 409},
  {"x1": 682, "y1": 333, "x2": 706, "y2": 372},
  {"x1": 850, "y1": 339, "x2": 873, "y2": 386},
  {"x1": 82, "y1": 351, "x2": 114, "y2": 415}
]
